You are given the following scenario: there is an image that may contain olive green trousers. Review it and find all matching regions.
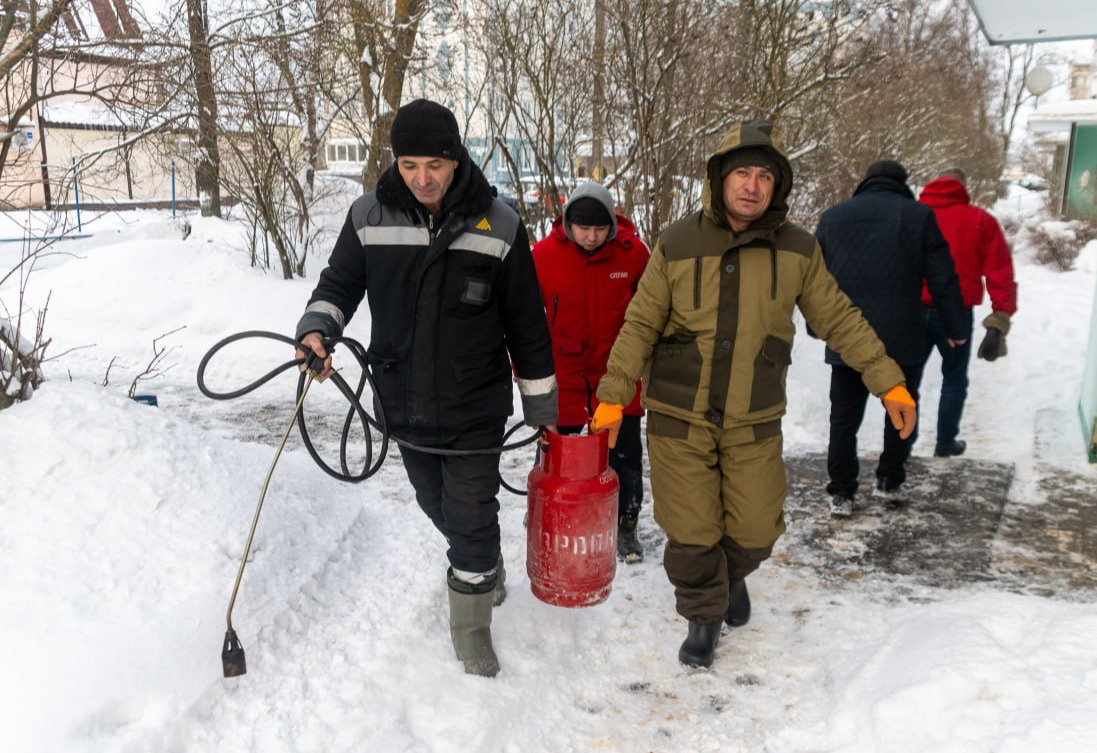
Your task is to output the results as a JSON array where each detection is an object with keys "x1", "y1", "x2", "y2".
[{"x1": 647, "y1": 412, "x2": 786, "y2": 622}]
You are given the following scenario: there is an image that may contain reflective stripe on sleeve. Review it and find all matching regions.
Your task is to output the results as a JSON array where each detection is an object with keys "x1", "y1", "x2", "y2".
[
  {"x1": 517, "y1": 374, "x2": 557, "y2": 396},
  {"x1": 303, "y1": 301, "x2": 346, "y2": 330}
]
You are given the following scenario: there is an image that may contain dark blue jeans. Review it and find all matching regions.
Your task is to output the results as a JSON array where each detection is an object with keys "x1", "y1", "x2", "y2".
[
  {"x1": 826, "y1": 362, "x2": 924, "y2": 498},
  {"x1": 921, "y1": 307, "x2": 974, "y2": 448}
]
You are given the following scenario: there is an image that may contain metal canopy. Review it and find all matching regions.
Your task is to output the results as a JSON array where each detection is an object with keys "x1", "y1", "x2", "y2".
[{"x1": 966, "y1": 0, "x2": 1097, "y2": 45}]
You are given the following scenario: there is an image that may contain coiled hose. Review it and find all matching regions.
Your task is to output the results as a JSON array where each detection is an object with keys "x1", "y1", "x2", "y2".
[{"x1": 196, "y1": 330, "x2": 541, "y2": 493}]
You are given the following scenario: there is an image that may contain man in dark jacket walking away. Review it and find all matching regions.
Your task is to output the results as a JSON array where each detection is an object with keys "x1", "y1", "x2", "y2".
[
  {"x1": 592, "y1": 121, "x2": 917, "y2": 669},
  {"x1": 919, "y1": 167, "x2": 1018, "y2": 458},
  {"x1": 815, "y1": 160, "x2": 967, "y2": 517},
  {"x1": 532, "y1": 181, "x2": 650, "y2": 562},
  {"x1": 295, "y1": 99, "x2": 557, "y2": 678}
]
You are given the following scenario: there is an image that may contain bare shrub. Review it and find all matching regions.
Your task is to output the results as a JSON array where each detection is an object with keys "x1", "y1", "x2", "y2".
[
  {"x1": 998, "y1": 213, "x2": 1021, "y2": 237},
  {"x1": 0, "y1": 221, "x2": 65, "y2": 410},
  {"x1": 128, "y1": 326, "x2": 185, "y2": 398},
  {"x1": 0, "y1": 310, "x2": 48, "y2": 410},
  {"x1": 1024, "y1": 220, "x2": 1096, "y2": 271},
  {"x1": 1074, "y1": 220, "x2": 1097, "y2": 248}
]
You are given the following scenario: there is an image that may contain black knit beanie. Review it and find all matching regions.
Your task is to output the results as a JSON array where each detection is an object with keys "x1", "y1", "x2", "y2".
[
  {"x1": 720, "y1": 147, "x2": 781, "y2": 189},
  {"x1": 566, "y1": 197, "x2": 613, "y2": 226},
  {"x1": 390, "y1": 99, "x2": 462, "y2": 159},
  {"x1": 864, "y1": 160, "x2": 908, "y2": 184}
]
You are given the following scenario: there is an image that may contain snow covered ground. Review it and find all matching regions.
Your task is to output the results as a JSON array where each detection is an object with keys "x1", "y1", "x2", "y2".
[{"x1": 2, "y1": 184, "x2": 1096, "y2": 752}]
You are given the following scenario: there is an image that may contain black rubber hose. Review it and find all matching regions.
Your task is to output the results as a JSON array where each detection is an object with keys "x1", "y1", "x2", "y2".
[{"x1": 196, "y1": 330, "x2": 541, "y2": 493}]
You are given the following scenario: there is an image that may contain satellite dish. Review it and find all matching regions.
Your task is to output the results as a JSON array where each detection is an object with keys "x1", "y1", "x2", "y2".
[{"x1": 1024, "y1": 66, "x2": 1054, "y2": 96}]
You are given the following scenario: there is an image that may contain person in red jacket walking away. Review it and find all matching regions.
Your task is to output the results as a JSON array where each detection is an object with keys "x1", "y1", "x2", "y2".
[
  {"x1": 532, "y1": 181, "x2": 651, "y2": 562},
  {"x1": 919, "y1": 167, "x2": 1018, "y2": 457}
]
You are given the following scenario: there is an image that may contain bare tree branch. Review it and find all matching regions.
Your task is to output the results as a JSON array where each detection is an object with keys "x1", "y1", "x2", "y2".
[{"x1": 127, "y1": 326, "x2": 186, "y2": 398}]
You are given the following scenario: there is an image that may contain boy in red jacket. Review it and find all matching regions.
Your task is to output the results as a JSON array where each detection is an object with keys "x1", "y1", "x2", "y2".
[
  {"x1": 919, "y1": 167, "x2": 1018, "y2": 457},
  {"x1": 532, "y1": 181, "x2": 651, "y2": 562}
]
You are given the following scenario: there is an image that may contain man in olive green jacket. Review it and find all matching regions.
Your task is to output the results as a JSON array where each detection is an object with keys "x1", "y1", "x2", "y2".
[{"x1": 591, "y1": 119, "x2": 917, "y2": 668}]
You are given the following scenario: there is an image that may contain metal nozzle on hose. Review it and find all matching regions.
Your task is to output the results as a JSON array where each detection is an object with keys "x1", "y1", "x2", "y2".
[
  {"x1": 219, "y1": 373, "x2": 315, "y2": 678},
  {"x1": 222, "y1": 628, "x2": 246, "y2": 678}
]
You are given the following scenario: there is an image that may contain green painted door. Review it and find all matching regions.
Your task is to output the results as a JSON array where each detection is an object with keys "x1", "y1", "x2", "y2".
[{"x1": 1064, "y1": 124, "x2": 1097, "y2": 221}]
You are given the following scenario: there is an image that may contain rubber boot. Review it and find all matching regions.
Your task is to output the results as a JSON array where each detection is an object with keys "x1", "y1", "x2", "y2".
[
  {"x1": 617, "y1": 516, "x2": 644, "y2": 564},
  {"x1": 725, "y1": 578, "x2": 751, "y2": 627},
  {"x1": 678, "y1": 620, "x2": 721, "y2": 668},
  {"x1": 447, "y1": 572, "x2": 500, "y2": 677},
  {"x1": 493, "y1": 554, "x2": 507, "y2": 607}
]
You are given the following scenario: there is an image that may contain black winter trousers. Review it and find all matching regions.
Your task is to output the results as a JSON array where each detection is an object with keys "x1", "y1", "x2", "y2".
[
  {"x1": 399, "y1": 422, "x2": 506, "y2": 574},
  {"x1": 558, "y1": 414, "x2": 644, "y2": 522},
  {"x1": 826, "y1": 362, "x2": 924, "y2": 499}
]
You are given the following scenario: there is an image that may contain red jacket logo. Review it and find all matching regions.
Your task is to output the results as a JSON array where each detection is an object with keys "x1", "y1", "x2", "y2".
[{"x1": 608, "y1": 271, "x2": 629, "y2": 280}]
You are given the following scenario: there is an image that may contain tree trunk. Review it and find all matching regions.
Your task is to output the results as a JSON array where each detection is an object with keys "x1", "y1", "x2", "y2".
[
  {"x1": 350, "y1": 4, "x2": 376, "y2": 186},
  {"x1": 186, "y1": 0, "x2": 222, "y2": 217},
  {"x1": 362, "y1": 0, "x2": 428, "y2": 188},
  {"x1": 591, "y1": 0, "x2": 607, "y2": 181}
]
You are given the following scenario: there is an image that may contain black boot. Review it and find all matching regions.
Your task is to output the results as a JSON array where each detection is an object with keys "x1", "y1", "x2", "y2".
[
  {"x1": 934, "y1": 439, "x2": 967, "y2": 458},
  {"x1": 725, "y1": 578, "x2": 751, "y2": 627},
  {"x1": 678, "y1": 620, "x2": 721, "y2": 668},
  {"x1": 617, "y1": 516, "x2": 644, "y2": 563}
]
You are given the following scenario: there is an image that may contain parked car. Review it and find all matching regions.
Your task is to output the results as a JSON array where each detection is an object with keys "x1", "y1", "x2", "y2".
[
  {"x1": 521, "y1": 177, "x2": 571, "y2": 213},
  {"x1": 489, "y1": 183, "x2": 521, "y2": 214},
  {"x1": 1017, "y1": 176, "x2": 1049, "y2": 192}
]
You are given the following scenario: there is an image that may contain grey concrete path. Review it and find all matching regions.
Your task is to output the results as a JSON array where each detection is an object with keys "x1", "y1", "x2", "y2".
[{"x1": 778, "y1": 454, "x2": 1097, "y2": 601}]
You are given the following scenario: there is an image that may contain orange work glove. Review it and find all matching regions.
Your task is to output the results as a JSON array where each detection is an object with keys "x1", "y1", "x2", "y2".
[
  {"x1": 590, "y1": 402, "x2": 624, "y2": 448},
  {"x1": 882, "y1": 385, "x2": 917, "y2": 440}
]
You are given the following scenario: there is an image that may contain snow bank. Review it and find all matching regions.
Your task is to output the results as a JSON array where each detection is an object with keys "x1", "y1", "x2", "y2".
[
  {"x1": 0, "y1": 382, "x2": 361, "y2": 751},
  {"x1": 771, "y1": 593, "x2": 1097, "y2": 753}
]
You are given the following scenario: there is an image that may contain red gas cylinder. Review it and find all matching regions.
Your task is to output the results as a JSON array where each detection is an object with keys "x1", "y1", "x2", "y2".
[{"x1": 527, "y1": 430, "x2": 618, "y2": 607}]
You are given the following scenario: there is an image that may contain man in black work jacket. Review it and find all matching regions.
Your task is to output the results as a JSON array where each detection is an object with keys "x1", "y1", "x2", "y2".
[
  {"x1": 815, "y1": 160, "x2": 967, "y2": 517},
  {"x1": 296, "y1": 99, "x2": 558, "y2": 677}
]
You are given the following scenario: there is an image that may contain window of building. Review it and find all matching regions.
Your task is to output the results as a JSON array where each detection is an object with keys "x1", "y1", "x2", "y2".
[
  {"x1": 326, "y1": 141, "x2": 369, "y2": 164},
  {"x1": 175, "y1": 138, "x2": 197, "y2": 158}
]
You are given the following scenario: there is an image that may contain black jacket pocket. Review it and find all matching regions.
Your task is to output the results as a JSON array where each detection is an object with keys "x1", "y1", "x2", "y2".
[
  {"x1": 450, "y1": 352, "x2": 509, "y2": 388},
  {"x1": 367, "y1": 351, "x2": 407, "y2": 426},
  {"x1": 448, "y1": 352, "x2": 512, "y2": 420},
  {"x1": 460, "y1": 277, "x2": 492, "y2": 306},
  {"x1": 646, "y1": 330, "x2": 702, "y2": 411},
  {"x1": 748, "y1": 335, "x2": 792, "y2": 412},
  {"x1": 455, "y1": 259, "x2": 496, "y2": 313}
]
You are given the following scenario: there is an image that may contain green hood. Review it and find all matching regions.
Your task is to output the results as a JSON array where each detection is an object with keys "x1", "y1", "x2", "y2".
[{"x1": 701, "y1": 119, "x2": 794, "y2": 232}]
